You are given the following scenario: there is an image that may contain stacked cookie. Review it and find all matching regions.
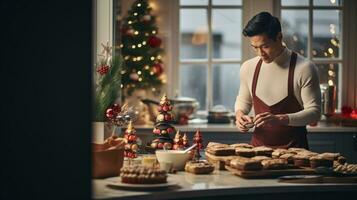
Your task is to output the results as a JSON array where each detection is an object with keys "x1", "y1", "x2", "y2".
[
  {"x1": 185, "y1": 160, "x2": 215, "y2": 174},
  {"x1": 120, "y1": 165, "x2": 167, "y2": 184}
]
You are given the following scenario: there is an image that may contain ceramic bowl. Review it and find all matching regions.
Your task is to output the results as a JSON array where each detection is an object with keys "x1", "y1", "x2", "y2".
[{"x1": 155, "y1": 150, "x2": 191, "y2": 170}]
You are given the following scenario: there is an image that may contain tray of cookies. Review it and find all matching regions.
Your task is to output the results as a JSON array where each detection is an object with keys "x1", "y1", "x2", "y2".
[{"x1": 205, "y1": 142, "x2": 354, "y2": 179}]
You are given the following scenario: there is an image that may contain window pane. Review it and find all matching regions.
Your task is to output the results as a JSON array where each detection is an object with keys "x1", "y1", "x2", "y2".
[
  {"x1": 212, "y1": 64, "x2": 240, "y2": 112},
  {"x1": 313, "y1": 10, "x2": 341, "y2": 58},
  {"x1": 212, "y1": 9, "x2": 242, "y2": 59},
  {"x1": 316, "y1": 63, "x2": 341, "y2": 108},
  {"x1": 180, "y1": 0, "x2": 208, "y2": 6},
  {"x1": 180, "y1": 65, "x2": 207, "y2": 110},
  {"x1": 180, "y1": 9, "x2": 208, "y2": 60},
  {"x1": 313, "y1": 0, "x2": 343, "y2": 6},
  {"x1": 281, "y1": 0, "x2": 309, "y2": 6},
  {"x1": 212, "y1": 0, "x2": 242, "y2": 6},
  {"x1": 281, "y1": 10, "x2": 309, "y2": 57}
]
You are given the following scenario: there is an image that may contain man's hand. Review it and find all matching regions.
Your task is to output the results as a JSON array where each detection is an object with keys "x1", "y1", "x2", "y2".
[
  {"x1": 253, "y1": 112, "x2": 289, "y2": 128},
  {"x1": 235, "y1": 110, "x2": 254, "y2": 132}
]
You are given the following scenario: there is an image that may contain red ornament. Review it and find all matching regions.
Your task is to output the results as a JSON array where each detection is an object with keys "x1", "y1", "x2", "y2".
[
  {"x1": 167, "y1": 127, "x2": 174, "y2": 134},
  {"x1": 153, "y1": 128, "x2": 161, "y2": 134},
  {"x1": 162, "y1": 105, "x2": 169, "y2": 111},
  {"x1": 164, "y1": 114, "x2": 171, "y2": 121},
  {"x1": 126, "y1": 28, "x2": 134, "y2": 36},
  {"x1": 128, "y1": 134, "x2": 137, "y2": 142},
  {"x1": 148, "y1": 36, "x2": 162, "y2": 47},
  {"x1": 96, "y1": 65, "x2": 109, "y2": 75},
  {"x1": 351, "y1": 109, "x2": 357, "y2": 119},
  {"x1": 153, "y1": 63, "x2": 163, "y2": 75},
  {"x1": 112, "y1": 104, "x2": 121, "y2": 113},
  {"x1": 142, "y1": 15, "x2": 151, "y2": 22},
  {"x1": 342, "y1": 106, "x2": 353, "y2": 116},
  {"x1": 158, "y1": 106, "x2": 163, "y2": 112},
  {"x1": 106, "y1": 108, "x2": 115, "y2": 119},
  {"x1": 130, "y1": 72, "x2": 139, "y2": 81}
]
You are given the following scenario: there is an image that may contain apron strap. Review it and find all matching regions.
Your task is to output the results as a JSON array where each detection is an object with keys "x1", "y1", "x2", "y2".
[
  {"x1": 288, "y1": 52, "x2": 298, "y2": 96},
  {"x1": 252, "y1": 59, "x2": 263, "y2": 96}
]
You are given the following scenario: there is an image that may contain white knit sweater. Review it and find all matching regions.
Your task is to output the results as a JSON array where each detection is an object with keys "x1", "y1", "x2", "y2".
[{"x1": 234, "y1": 47, "x2": 321, "y2": 126}]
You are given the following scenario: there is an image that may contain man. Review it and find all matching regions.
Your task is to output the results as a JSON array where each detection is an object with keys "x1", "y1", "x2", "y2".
[{"x1": 235, "y1": 12, "x2": 321, "y2": 149}]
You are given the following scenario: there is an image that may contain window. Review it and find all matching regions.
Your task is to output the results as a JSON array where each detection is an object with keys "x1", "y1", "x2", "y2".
[
  {"x1": 179, "y1": 0, "x2": 243, "y2": 112},
  {"x1": 278, "y1": 0, "x2": 343, "y2": 109}
]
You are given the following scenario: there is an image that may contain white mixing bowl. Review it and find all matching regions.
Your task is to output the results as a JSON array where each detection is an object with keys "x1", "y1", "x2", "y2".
[{"x1": 155, "y1": 150, "x2": 191, "y2": 171}]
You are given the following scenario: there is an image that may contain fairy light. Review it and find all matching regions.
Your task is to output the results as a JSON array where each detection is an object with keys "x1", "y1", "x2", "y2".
[
  {"x1": 152, "y1": 30, "x2": 157, "y2": 34},
  {"x1": 142, "y1": 41, "x2": 147, "y2": 45},
  {"x1": 138, "y1": 71, "x2": 142, "y2": 75},
  {"x1": 150, "y1": 56, "x2": 155, "y2": 61},
  {"x1": 124, "y1": 56, "x2": 130, "y2": 60},
  {"x1": 330, "y1": 0, "x2": 336, "y2": 4},
  {"x1": 138, "y1": 44, "x2": 142, "y2": 47},
  {"x1": 137, "y1": 56, "x2": 143, "y2": 61},
  {"x1": 137, "y1": 3, "x2": 141, "y2": 7},
  {"x1": 134, "y1": 31, "x2": 139, "y2": 35},
  {"x1": 328, "y1": 48, "x2": 334, "y2": 54},
  {"x1": 157, "y1": 55, "x2": 162, "y2": 59},
  {"x1": 121, "y1": 70, "x2": 126, "y2": 74},
  {"x1": 324, "y1": 52, "x2": 328, "y2": 57},
  {"x1": 329, "y1": 24, "x2": 336, "y2": 34},
  {"x1": 152, "y1": 87, "x2": 156, "y2": 92},
  {"x1": 132, "y1": 45, "x2": 136, "y2": 49},
  {"x1": 328, "y1": 70, "x2": 335, "y2": 77},
  {"x1": 328, "y1": 80, "x2": 334, "y2": 86},
  {"x1": 134, "y1": 13, "x2": 138, "y2": 16},
  {"x1": 128, "y1": 21, "x2": 132, "y2": 24},
  {"x1": 150, "y1": 71, "x2": 154, "y2": 75},
  {"x1": 132, "y1": 57, "x2": 137, "y2": 61},
  {"x1": 330, "y1": 38, "x2": 338, "y2": 46},
  {"x1": 120, "y1": 44, "x2": 123, "y2": 48},
  {"x1": 144, "y1": 65, "x2": 150, "y2": 70},
  {"x1": 120, "y1": 84, "x2": 123, "y2": 88},
  {"x1": 138, "y1": 78, "x2": 143, "y2": 82}
]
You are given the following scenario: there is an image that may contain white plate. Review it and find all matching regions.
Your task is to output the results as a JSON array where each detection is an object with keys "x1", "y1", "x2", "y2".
[{"x1": 107, "y1": 181, "x2": 178, "y2": 190}]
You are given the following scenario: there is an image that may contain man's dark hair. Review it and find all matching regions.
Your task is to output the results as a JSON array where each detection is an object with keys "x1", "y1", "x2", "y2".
[{"x1": 243, "y1": 12, "x2": 282, "y2": 41}]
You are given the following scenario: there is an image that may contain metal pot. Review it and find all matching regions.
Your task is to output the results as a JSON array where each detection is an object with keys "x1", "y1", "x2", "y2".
[
  {"x1": 207, "y1": 105, "x2": 233, "y2": 124},
  {"x1": 141, "y1": 96, "x2": 200, "y2": 124}
]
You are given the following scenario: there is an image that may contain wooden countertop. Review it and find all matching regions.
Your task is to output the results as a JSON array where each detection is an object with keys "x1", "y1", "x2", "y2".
[
  {"x1": 92, "y1": 170, "x2": 357, "y2": 200},
  {"x1": 132, "y1": 121, "x2": 357, "y2": 133}
]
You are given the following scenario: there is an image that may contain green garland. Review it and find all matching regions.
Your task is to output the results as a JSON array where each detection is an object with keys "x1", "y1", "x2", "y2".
[{"x1": 93, "y1": 54, "x2": 122, "y2": 122}]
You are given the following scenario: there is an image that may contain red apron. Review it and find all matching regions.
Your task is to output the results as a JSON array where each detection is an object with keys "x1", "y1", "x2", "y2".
[{"x1": 251, "y1": 52, "x2": 309, "y2": 149}]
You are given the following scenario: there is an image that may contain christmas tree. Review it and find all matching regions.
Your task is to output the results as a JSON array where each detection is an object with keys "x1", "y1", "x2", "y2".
[
  {"x1": 173, "y1": 130, "x2": 184, "y2": 150},
  {"x1": 150, "y1": 94, "x2": 175, "y2": 150},
  {"x1": 123, "y1": 121, "x2": 139, "y2": 158},
  {"x1": 120, "y1": 0, "x2": 164, "y2": 96},
  {"x1": 182, "y1": 133, "x2": 190, "y2": 148},
  {"x1": 193, "y1": 130, "x2": 203, "y2": 161},
  {"x1": 93, "y1": 42, "x2": 122, "y2": 122}
]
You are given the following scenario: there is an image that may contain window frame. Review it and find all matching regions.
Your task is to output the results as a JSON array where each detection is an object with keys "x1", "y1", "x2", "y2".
[
  {"x1": 178, "y1": 0, "x2": 243, "y2": 112},
  {"x1": 275, "y1": 0, "x2": 344, "y2": 110}
]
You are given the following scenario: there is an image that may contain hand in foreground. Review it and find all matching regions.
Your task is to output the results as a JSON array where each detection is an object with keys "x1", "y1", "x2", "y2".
[
  {"x1": 236, "y1": 111, "x2": 254, "y2": 132},
  {"x1": 253, "y1": 112, "x2": 289, "y2": 128}
]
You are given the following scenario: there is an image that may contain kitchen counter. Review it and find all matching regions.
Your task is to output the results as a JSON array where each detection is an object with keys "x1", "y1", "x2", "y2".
[
  {"x1": 128, "y1": 121, "x2": 357, "y2": 163},
  {"x1": 92, "y1": 170, "x2": 357, "y2": 200},
  {"x1": 132, "y1": 121, "x2": 357, "y2": 133}
]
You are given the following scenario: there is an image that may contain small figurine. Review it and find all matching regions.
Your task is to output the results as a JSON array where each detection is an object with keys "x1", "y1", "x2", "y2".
[{"x1": 193, "y1": 129, "x2": 203, "y2": 161}]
